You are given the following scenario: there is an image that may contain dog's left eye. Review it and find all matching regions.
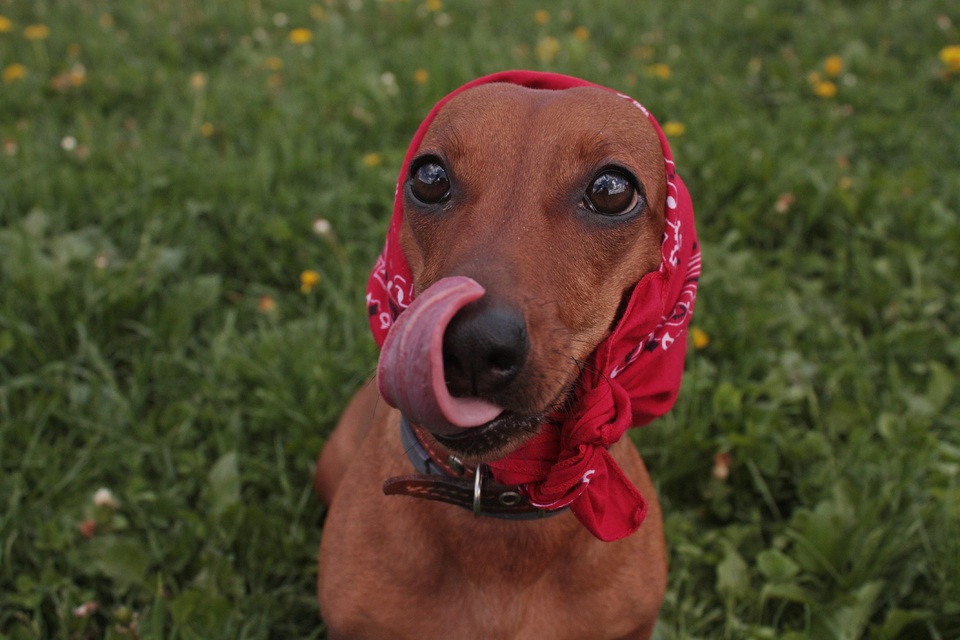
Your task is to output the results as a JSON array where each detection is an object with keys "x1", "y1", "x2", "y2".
[
  {"x1": 583, "y1": 171, "x2": 640, "y2": 216},
  {"x1": 411, "y1": 161, "x2": 451, "y2": 204}
]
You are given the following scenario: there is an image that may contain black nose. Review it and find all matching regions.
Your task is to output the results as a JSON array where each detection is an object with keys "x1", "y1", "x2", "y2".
[{"x1": 442, "y1": 301, "x2": 528, "y2": 398}]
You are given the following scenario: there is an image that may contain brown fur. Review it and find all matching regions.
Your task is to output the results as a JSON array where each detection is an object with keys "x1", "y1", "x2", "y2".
[{"x1": 316, "y1": 84, "x2": 669, "y2": 639}]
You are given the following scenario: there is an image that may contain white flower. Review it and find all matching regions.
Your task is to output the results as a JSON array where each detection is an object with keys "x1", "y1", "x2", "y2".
[{"x1": 93, "y1": 487, "x2": 119, "y2": 509}]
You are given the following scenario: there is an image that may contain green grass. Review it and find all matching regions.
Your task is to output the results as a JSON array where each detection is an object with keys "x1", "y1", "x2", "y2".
[{"x1": 1, "y1": 0, "x2": 958, "y2": 638}]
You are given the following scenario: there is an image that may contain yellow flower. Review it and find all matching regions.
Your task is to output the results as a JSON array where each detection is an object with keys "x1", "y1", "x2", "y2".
[
  {"x1": 425, "y1": 0, "x2": 442, "y2": 12},
  {"x1": 69, "y1": 63, "x2": 86, "y2": 87},
  {"x1": 300, "y1": 270, "x2": 320, "y2": 294},
  {"x1": 940, "y1": 45, "x2": 960, "y2": 73},
  {"x1": 190, "y1": 72, "x2": 208, "y2": 90},
  {"x1": 813, "y1": 80, "x2": 837, "y2": 98},
  {"x1": 362, "y1": 152, "x2": 382, "y2": 168},
  {"x1": 533, "y1": 10, "x2": 550, "y2": 25},
  {"x1": 662, "y1": 121, "x2": 686, "y2": 137},
  {"x1": 573, "y1": 26, "x2": 589, "y2": 42},
  {"x1": 413, "y1": 68, "x2": 429, "y2": 85},
  {"x1": 0, "y1": 16, "x2": 13, "y2": 33},
  {"x1": 264, "y1": 56, "x2": 283, "y2": 71},
  {"x1": 289, "y1": 28, "x2": 313, "y2": 45},
  {"x1": 2, "y1": 63, "x2": 27, "y2": 83},
  {"x1": 644, "y1": 63, "x2": 671, "y2": 79},
  {"x1": 23, "y1": 24, "x2": 49, "y2": 40},
  {"x1": 691, "y1": 327, "x2": 710, "y2": 350},
  {"x1": 199, "y1": 122, "x2": 214, "y2": 137},
  {"x1": 824, "y1": 55, "x2": 843, "y2": 78},
  {"x1": 535, "y1": 36, "x2": 560, "y2": 64}
]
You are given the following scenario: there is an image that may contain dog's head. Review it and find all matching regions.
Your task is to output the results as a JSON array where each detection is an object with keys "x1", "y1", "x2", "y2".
[{"x1": 377, "y1": 83, "x2": 669, "y2": 461}]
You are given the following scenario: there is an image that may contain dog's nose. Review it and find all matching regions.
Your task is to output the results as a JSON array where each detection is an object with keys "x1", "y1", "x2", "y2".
[{"x1": 442, "y1": 302, "x2": 528, "y2": 398}]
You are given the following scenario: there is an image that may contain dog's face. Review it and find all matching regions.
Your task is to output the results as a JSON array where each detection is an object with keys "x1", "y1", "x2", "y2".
[{"x1": 398, "y1": 84, "x2": 666, "y2": 460}]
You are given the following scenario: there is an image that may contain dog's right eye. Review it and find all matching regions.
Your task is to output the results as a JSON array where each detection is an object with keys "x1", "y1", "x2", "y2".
[{"x1": 410, "y1": 161, "x2": 451, "y2": 204}]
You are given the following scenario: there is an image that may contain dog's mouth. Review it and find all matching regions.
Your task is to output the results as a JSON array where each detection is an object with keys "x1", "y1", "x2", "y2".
[{"x1": 431, "y1": 409, "x2": 547, "y2": 461}]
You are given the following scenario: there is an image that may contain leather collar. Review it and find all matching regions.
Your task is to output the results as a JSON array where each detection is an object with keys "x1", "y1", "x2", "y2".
[{"x1": 382, "y1": 416, "x2": 567, "y2": 520}]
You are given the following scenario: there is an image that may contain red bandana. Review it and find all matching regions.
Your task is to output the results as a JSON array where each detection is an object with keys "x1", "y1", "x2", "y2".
[{"x1": 366, "y1": 71, "x2": 700, "y2": 542}]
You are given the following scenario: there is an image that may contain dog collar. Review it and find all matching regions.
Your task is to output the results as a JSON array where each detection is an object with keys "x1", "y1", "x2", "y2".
[{"x1": 383, "y1": 416, "x2": 567, "y2": 520}]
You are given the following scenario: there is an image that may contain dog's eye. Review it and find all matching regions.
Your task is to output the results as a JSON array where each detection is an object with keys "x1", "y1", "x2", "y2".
[
  {"x1": 411, "y1": 161, "x2": 451, "y2": 204},
  {"x1": 583, "y1": 171, "x2": 640, "y2": 216}
]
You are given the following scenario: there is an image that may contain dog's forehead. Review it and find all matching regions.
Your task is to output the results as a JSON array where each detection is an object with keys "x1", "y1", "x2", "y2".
[{"x1": 417, "y1": 84, "x2": 664, "y2": 191}]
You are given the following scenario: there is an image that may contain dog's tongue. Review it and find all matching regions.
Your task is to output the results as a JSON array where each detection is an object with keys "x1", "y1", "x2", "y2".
[{"x1": 377, "y1": 276, "x2": 504, "y2": 434}]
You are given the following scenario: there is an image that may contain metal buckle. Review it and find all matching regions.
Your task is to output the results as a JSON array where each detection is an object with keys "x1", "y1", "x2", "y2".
[{"x1": 473, "y1": 464, "x2": 485, "y2": 517}]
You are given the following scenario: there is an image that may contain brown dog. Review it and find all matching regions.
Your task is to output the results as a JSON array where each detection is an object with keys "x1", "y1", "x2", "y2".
[{"x1": 315, "y1": 74, "x2": 697, "y2": 638}]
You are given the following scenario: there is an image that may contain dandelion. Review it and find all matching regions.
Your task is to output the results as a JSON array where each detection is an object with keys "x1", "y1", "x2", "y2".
[
  {"x1": 2, "y1": 63, "x2": 27, "y2": 83},
  {"x1": 73, "y1": 602, "x2": 99, "y2": 618},
  {"x1": 573, "y1": 26, "x2": 589, "y2": 42},
  {"x1": 264, "y1": 56, "x2": 283, "y2": 71},
  {"x1": 273, "y1": 12, "x2": 289, "y2": 27},
  {"x1": 199, "y1": 122, "x2": 215, "y2": 137},
  {"x1": 23, "y1": 24, "x2": 50, "y2": 40},
  {"x1": 257, "y1": 296, "x2": 277, "y2": 313},
  {"x1": 313, "y1": 217, "x2": 332, "y2": 236},
  {"x1": 0, "y1": 15, "x2": 12, "y2": 33},
  {"x1": 712, "y1": 451, "x2": 732, "y2": 481},
  {"x1": 69, "y1": 63, "x2": 86, "y2": 86},
  {"x1": 425, "y1": 0, "x2": 442, "y2": 12},
  {"x1": 289, "y1": 28, "x2": 313, "y2": 44},
  {"x1": 362, "y1": 152, "x2": 382, "y2": 168},
  {"x1": 644, "y1": 63, "x2": 671, "y2": 79},
  {"x1": 774, "y1": 192, "x2": 795, "y2": 214},
  {"x1": 413, "y1": 68, "x2": 429, "y2": 85},
  {"x1": 662, "y1": 121, "x2": 686, "y2": 137},
  {"x1": 93, "y1": 487, "x2": 119, "y2": 509},
  {"x1": 300, "y1": 269, "x2": 320, "y2": 294},
  {"x1": 61, "y1": 136, "x2": 78, "y2": 151},
  {"x1": 190, "y1": 71, "x2": 208, "y2": 90},
  {"x1": 824, "y1": 55, "x2": 843, "y2": 77},
  {"x1": 940, "y1": 45, "x2": 960, "y2": 73},
  {"x1": 535, "y1": 36, "x2": 560, "y2": 64},
  {"x1": 813, "y1": 80, "x2": 837, "y2": 98},
  {"x1": 691, "y1": 327, "x2": 710, "y2": 350},
  {"x1": 533, "y1": 10, "x2": 549, "y2": 25}
]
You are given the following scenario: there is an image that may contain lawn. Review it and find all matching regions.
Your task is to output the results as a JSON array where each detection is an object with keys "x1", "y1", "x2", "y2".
[{"x1": 1, "y1": 0, "x2": 958, "y2": 638}]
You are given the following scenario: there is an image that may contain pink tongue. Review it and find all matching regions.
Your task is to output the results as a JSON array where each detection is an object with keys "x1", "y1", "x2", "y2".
[{"x1": 377, "y1": 276, "x2": 504, "y2": 434}]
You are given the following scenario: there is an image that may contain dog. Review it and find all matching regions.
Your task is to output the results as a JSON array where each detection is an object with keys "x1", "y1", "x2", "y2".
[{"x1": 314, "y1": 71, "x2": 700, "y2": 639}]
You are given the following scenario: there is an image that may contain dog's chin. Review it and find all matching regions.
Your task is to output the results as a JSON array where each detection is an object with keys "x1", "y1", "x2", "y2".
[{"x1": 431, "y1": 411, "x2": 547, "y2": 463}]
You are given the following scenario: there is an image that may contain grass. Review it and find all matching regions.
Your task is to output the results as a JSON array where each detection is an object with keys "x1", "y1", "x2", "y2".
[{"x1": 1, "y1": 0, "x2": 958, "y2": 638}]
